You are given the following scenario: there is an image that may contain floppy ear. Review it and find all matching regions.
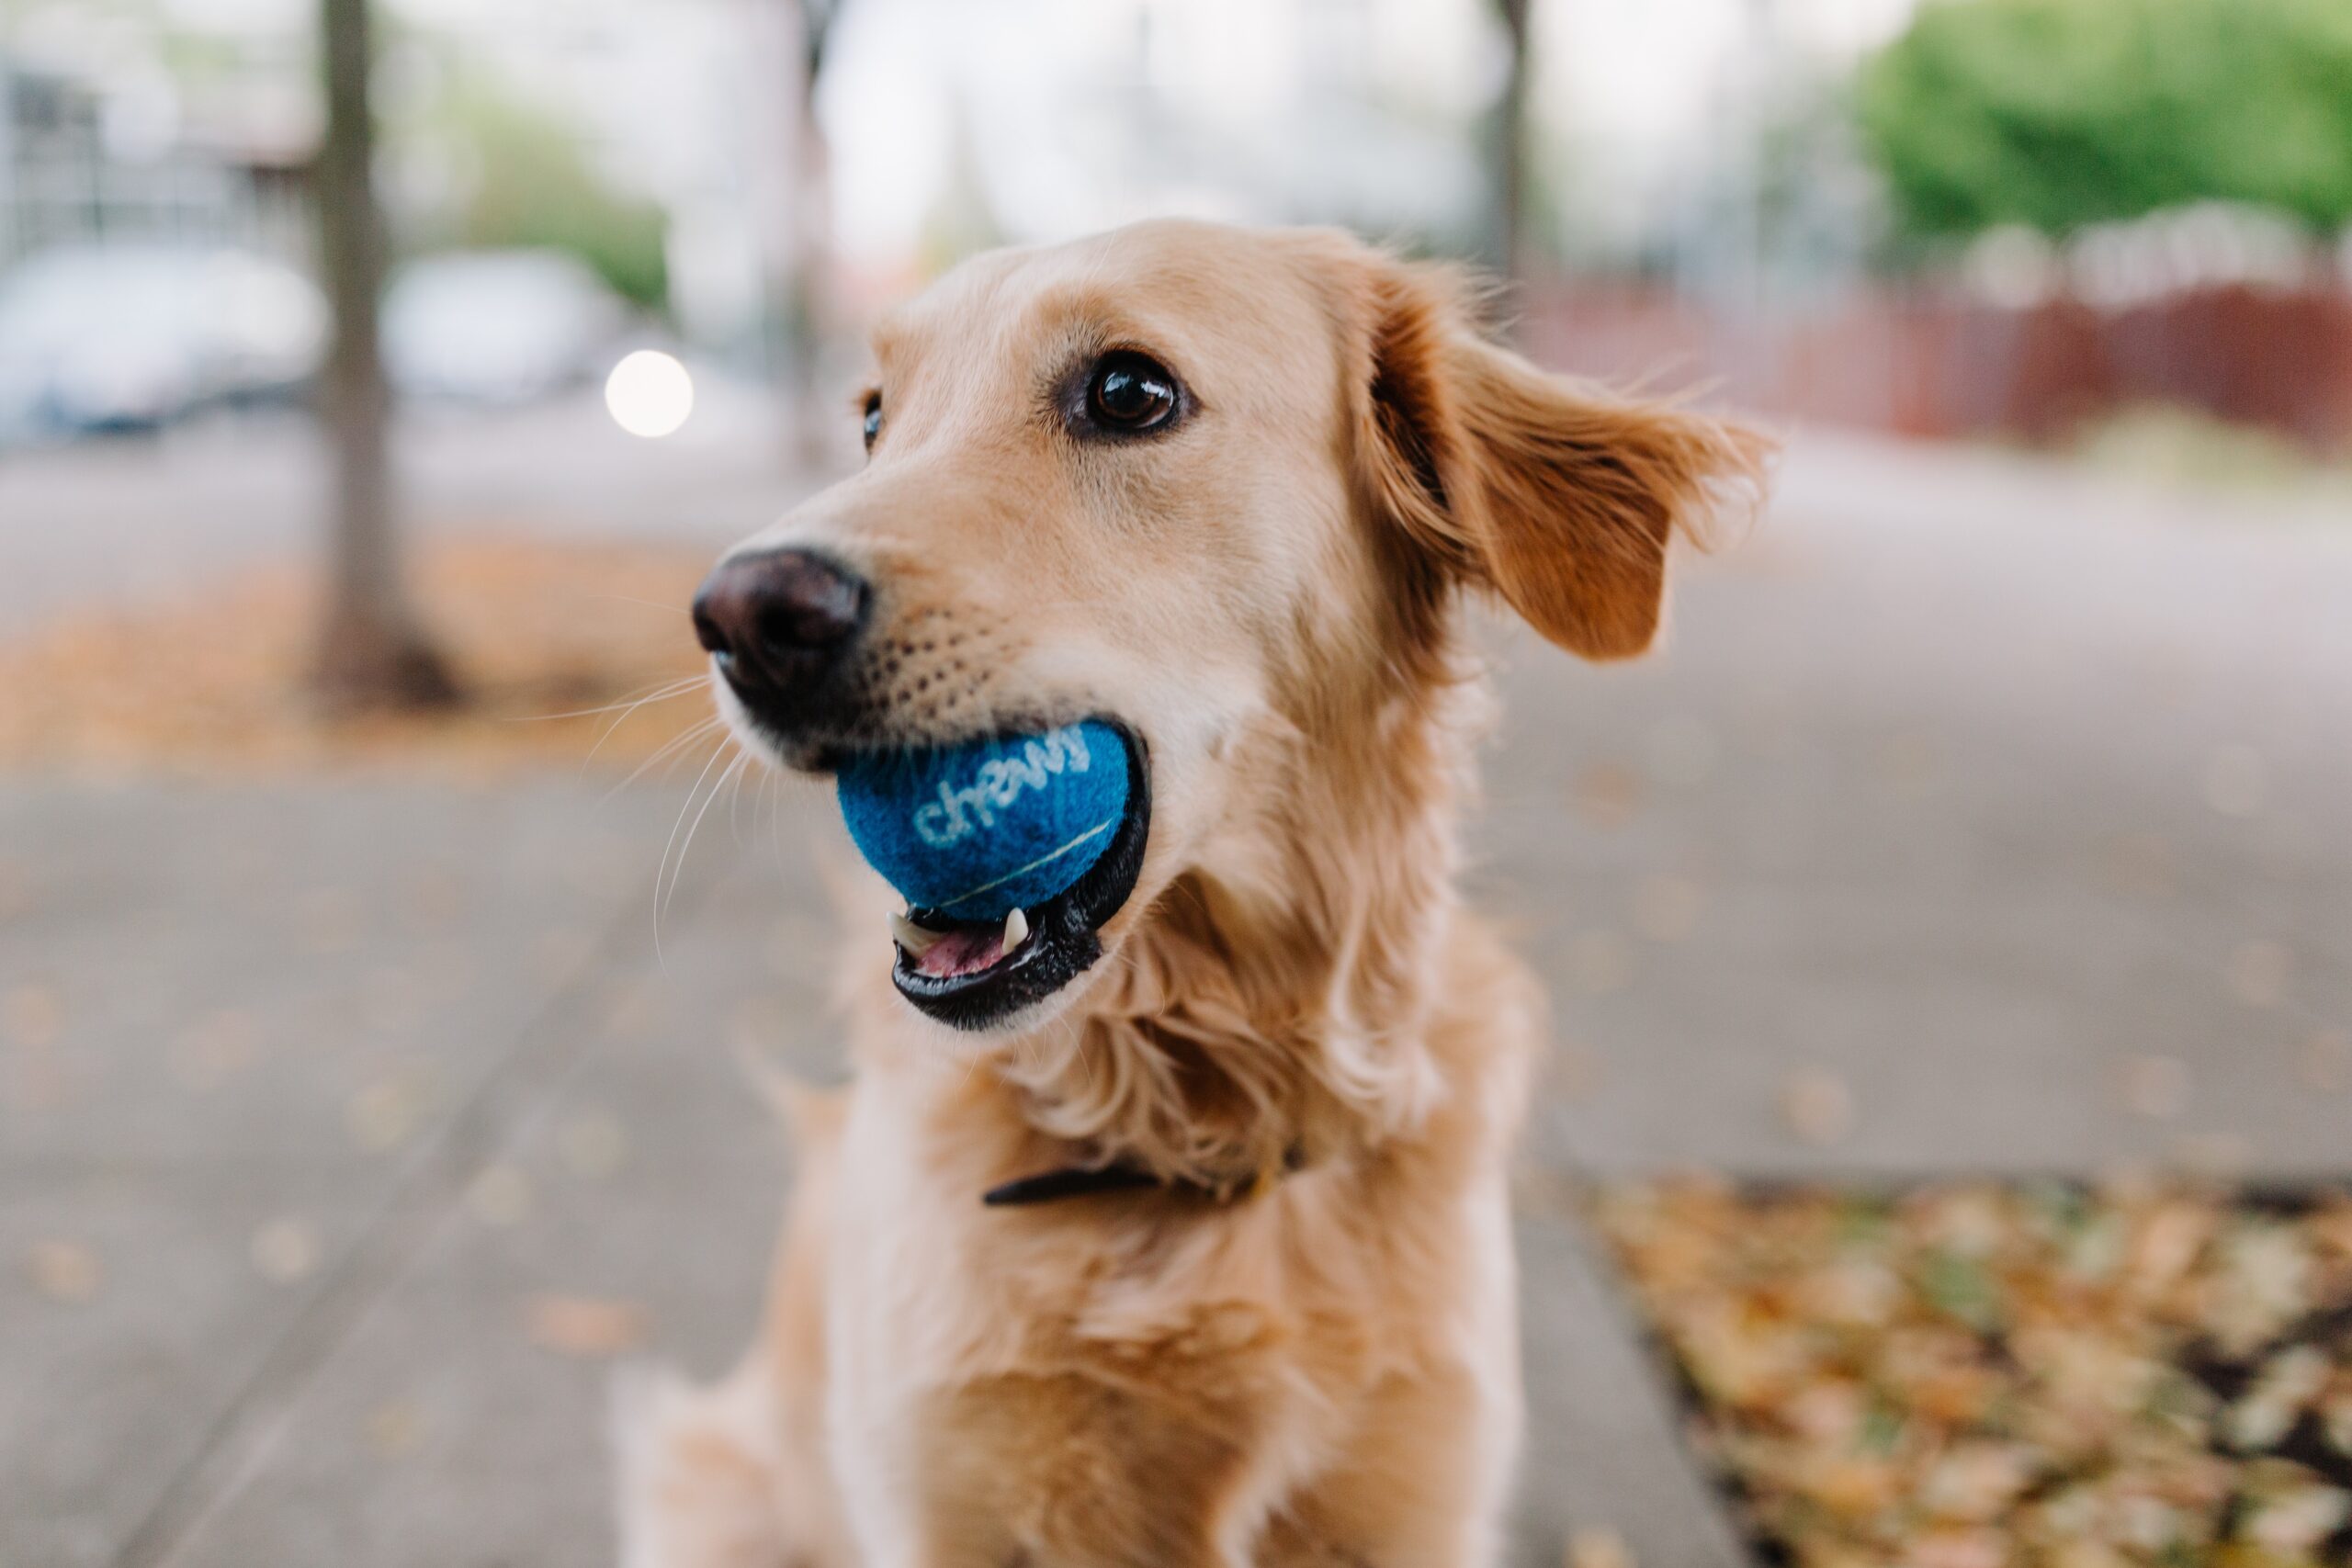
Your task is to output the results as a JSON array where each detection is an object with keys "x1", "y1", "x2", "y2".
[{"x1": 1346, "y1": 255, "x2": 1771, "y2": 660}]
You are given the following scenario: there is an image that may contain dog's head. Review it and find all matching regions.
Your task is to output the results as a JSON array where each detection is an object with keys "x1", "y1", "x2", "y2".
[{"x1": 697, "y1": 220, "x2": 1765, "y2": 1040}]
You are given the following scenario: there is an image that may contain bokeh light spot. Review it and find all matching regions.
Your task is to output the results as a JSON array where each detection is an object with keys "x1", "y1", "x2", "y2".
[{"x1": 605, "y1": 350, "x2": 694, "y2": 438}]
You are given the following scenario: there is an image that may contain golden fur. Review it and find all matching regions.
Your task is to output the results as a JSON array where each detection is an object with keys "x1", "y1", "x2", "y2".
[{"x1": 618, "y1": 220, "x2": 1768, "y2": 1568}]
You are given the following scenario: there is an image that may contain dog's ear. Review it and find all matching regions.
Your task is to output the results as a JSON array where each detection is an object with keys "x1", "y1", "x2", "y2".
[{"x1": 1341, "y1": 253, "x2": 1770, "y2": 660}]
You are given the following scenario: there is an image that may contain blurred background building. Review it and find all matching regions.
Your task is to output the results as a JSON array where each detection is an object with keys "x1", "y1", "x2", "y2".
[
  {"x1": 8, "y1": 0, "x2": 2352, "y2": 467},
  {"x1": 8, "y1": 0, "x2": 2352, "y2": 458}
]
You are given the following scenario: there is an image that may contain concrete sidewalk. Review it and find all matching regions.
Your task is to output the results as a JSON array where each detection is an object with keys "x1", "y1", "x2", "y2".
[
  {"x1": 1, "y1": 778, "x2": 1747, "y2": 1568},
  {"x1": 4, "y1": 430, "x2": 2347, "y2": 1568}
]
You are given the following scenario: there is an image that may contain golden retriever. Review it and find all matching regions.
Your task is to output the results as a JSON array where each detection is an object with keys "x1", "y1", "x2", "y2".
[{"x1": 617, "y1": 219, "x2": 1766, "y2": 1568}]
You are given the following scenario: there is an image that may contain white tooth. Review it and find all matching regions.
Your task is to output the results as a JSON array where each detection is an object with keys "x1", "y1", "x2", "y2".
[
  {"x1": 1001, "y1": 907, "x2": 1029, "y2": 951},
  {"x1": 891, "y1": 911, "x2": 944, "y2": 955}
]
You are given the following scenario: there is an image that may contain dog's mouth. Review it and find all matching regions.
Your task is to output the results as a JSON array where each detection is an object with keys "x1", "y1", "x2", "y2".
[{"x1": 876, "y1": 726, "x2": 1151, "y2": 1032}]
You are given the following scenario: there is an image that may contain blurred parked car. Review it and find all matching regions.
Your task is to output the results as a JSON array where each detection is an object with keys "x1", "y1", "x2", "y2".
[
  {"x1": 0, "y1": 243, "x2": 328, "y2": 446},
  {"x1": 382, "y1": 249, "x2": 634, "y2": 406}
]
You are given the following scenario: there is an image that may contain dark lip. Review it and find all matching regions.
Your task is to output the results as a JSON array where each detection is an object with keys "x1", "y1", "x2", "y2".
[
  {"x1": 886, "y1": 720, "x2": 1151, "y2": 1032},
  {"x1": 720, "y1": 680, "x2": 1156, "y2": 1030},
  {"x1": 717, "y1": 670, "x2": 868, "y2": 773}
]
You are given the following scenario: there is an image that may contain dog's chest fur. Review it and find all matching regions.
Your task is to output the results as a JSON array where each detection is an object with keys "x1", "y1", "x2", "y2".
[{"x1": 820, "y1": 919, "x2": 1533, "y2": 1565}]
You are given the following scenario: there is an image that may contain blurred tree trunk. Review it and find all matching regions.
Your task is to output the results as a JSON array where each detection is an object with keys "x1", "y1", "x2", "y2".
[
  {"x1": 780, "y1": 0, "x2": 843, "y2": 470},
  {"x1": 1489, "y1": 0, "x2": 1532, "y2": 289},
  {"x1": 311, "y1": 0, "x2": 456, "y2": 710}
]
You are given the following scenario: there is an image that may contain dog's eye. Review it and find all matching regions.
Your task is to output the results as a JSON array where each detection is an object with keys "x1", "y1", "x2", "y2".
[
  {"x1": 861, "y1": 393, "x2": 883, "y2": 452},
  {"x1": 1085, "y1": 353, "x2": 1179, "y2": 434}
]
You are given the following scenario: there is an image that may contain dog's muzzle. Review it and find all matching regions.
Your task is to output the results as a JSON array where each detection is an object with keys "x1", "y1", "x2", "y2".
[
  {"x1": 694, "y1": 549, "x2": 1154, "y2": 1032},
  {"x1": 882, "y1": 727, "x2": 1150, "y2": 1031},
  {"x1": 691, "y1": 548, "x2": 869, "y2": 739}
]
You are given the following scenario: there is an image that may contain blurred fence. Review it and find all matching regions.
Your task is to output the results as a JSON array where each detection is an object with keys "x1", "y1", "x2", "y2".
[{"x1": 1524, "y1": 282, "x2": 2352, "y2": 451}]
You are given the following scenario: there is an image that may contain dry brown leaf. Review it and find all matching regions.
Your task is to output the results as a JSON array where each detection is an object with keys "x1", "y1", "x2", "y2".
[
  {"x1": 467, "y1": 1166, "x2": 536, "y2": 1227},
  {"x1": 1570, "y1": 761, "x2": 1645, "y2": 826},
  {"x1": 1780, "y1": 1067, "x2": 1856, "y2": 1146},
  {"x1": 28, "y1": 1239, "x2": 101, "y2": 1303},
  {"x1": 1595, "y1": 1180, "x2": 2352, "y2": 1567},
  {"x1": 367, "y1": 1398, "x2": 424, "y2": 1460},
  {"x1": 0, "y1": 538, "x2": 714, "y2": 775},
  {"x1": 2119, "y1": 1054, "x2": 2191, "y2": 1121},
  {"x1": 1564, "y1": 1527, "x2": 1634, "y2": 1568},
  {"x1": 4, "y1": 983, "x2": 64, "y2": 1048},
  {"x1": 249, "y1": 1217, "x2": 320, "y2": 1284},
  {"x1": 525, "y1": 1292, "x2": 650, "y2": 1358}
]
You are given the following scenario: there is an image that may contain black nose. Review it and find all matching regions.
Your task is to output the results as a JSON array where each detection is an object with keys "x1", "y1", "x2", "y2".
[{"x1": 691, "y1": 549, "x2": 869, "y2": 701}]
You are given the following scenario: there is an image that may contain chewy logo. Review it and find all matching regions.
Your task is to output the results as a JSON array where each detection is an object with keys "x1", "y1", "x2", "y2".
[{"x1": 911, "y1": 726, "x2": 1092, "y2": 848}]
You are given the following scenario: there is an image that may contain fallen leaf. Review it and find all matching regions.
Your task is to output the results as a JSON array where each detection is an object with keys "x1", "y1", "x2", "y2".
[
  {"x1": 367, "y1": 1398, "x2": 424, "y2": 1459},
  {"x1": 250, "y1": 1217, "x2": 320, "y2": 1284},
  {"x1": 1594, "y1": 1180, "x2": 2352, "y2": 1567},
  {"x1": 1564, "y1": 930, "x2": 1635, "y2": 997},
  {"x1": 1876, "y1": 728, "x2": 1943, "y2": 793},
  {"x1": 2298, "y1": 1030, "x2": 2349, "y2": 1093},
  {"x1": 1565, "y1": 1527, "x2": 1633, "y2": 1568},
  {"x1": 554, "y1": 1111, "x2": 628, "y2": 1179},
  {"x1": 1630, "y1": 875, "x2": 1705, "y2": 944},
  {"x1": 171, "y1": 1010, "x2": 262, "y2": 1090},
  {"x1": 28, "y1": 1239, "x2": 101, "y2": 1303},
  {"x1": 1570, "y1": 761, "x2": 1644, "y2": 827},
  {"x1": 0, "y1": 539, "x2": 713, "y2": 775},
  {"x1": 467, "y1": 1165, "x2": 536, "y2": 1227},
  {"x1": 2201, "y1": 745, "x2": 2267, "y2": 818},
  {"x1": 2224, "y1": 941, "x2": 2291, "y2": 1010},
  {"x1": 2119, "y1": 1055, "x2": 2190, "y2": 1121},
  {"x1": 526, "y1": 1293, "x2": 650, "y2": 1358},
  {"x1": 1780, "y1": 1067, "x2": 1855, "y2": 1146},
  {"x1": 4, "y1": 982, "x2": 63, "y2": 1048},
  {"x1": 345, "y1": 1072, "x2": 433, "y2": 1154}
]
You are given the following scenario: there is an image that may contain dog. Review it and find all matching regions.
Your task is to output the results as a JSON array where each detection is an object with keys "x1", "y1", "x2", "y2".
[{"x1": 617, "y1": 219, "x2": 1768, "y2": 1568}]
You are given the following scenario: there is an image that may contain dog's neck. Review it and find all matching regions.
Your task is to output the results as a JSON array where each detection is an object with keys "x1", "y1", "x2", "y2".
[{"x1": 989, "y1": 619, "x2": 1487, "y2": 1187}]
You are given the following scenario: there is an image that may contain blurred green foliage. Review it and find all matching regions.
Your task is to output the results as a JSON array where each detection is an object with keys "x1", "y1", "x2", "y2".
[
  {"x1": 439, "y1": 85, "x2": 669, "y2": 310},
  {"x1": 1858, "y1": 0, "x2": 2352, "y2": 241}
]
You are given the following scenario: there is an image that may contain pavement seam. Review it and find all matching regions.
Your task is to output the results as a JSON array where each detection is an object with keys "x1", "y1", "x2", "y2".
[
  {"x1": 106, "y1": 869, "x2": 718, "y2": 1568},
  {"x1": 1511, "y1": 1167, "x2": 1758, "y2": 1568}
]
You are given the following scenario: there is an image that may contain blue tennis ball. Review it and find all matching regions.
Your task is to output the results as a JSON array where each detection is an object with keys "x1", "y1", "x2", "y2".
[{"x1": 835, "y1": 720, "x2": 1130, "y2": 921}]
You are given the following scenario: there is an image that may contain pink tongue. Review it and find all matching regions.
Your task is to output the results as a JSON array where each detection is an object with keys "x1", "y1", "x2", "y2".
[{"x1": 912, "y1": 927, "x2": 1006, "y2": 978}]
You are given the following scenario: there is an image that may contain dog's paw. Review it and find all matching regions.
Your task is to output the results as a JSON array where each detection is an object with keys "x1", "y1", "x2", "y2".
[{"x1": 608, "y1": 1361, "x2": 788, "y2": 1568}]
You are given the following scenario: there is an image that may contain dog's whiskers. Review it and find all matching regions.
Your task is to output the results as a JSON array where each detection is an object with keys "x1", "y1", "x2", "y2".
[
  {"x1": 725, "y1": 742, "x2": 754, "y2": 851},
  {"x1": 664, "y1": 743, "x2": 748, "y2": 923},
  {"x1": 766, "y1": 770, "x2": 786, "y2": 881},
  {"x1": 516, "y1": 674, "x2": 706, "y2": 726},
  {"x1": 599, "y1": 716, "x2": 723, "y2": 809},
  {"x1": 653, "y1": 731, "x2": 738, "y2": 965},
  {"x1": 582, "y1": 676, "x2": 717, "y2": 772},
  {"x1": 675, "y1": 750, "x2": 752, "y2": 920}
]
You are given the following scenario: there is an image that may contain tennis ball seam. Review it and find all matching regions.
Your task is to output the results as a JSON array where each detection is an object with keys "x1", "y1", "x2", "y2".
[{"x1": 933, "y1": 818, "x2": 1119, "y2": 911}]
